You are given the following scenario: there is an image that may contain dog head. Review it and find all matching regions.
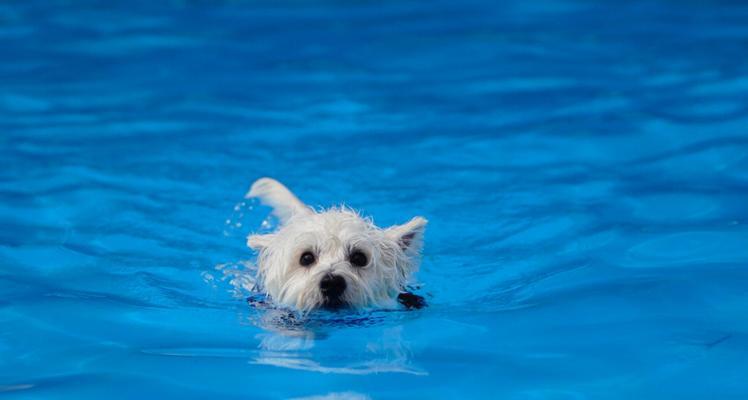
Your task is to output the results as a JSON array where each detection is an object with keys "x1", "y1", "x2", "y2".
[{"x1": 246, "y1": 178, "x2": 427, "y2": 311}]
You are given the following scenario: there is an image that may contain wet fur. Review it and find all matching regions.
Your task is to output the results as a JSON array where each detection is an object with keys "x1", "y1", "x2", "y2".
[{"x1": 246, "y1": 178, "x2": 427, "y2": 312}]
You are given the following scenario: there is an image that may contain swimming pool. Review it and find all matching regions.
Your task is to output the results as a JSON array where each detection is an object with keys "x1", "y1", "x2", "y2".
[{"x1": 2, "y1": 0, "x2": 748, "y2": 398}]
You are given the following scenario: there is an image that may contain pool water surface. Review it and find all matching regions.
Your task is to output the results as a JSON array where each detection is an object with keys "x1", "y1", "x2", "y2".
[{"x1": 1, "y1": 0, "x2": 748, "y2": 399}]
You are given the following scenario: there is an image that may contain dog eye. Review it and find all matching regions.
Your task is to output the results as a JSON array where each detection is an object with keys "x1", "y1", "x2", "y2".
[
  {"x1": 348, "y1": 250, "x2": 368, "y2": 267},
  {"x1": 299, "y1": 251, "x2": 316, "y2": 267}
]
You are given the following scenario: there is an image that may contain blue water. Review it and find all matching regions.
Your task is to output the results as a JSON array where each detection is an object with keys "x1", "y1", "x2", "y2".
[{"x1": 2, "y1": 0, "x2": 748, "y2": 398}]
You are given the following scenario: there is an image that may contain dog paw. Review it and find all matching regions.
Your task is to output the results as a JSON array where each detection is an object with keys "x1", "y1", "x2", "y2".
[{"x1": 397, "y1": 292, "x2": 426, "y2": 309}]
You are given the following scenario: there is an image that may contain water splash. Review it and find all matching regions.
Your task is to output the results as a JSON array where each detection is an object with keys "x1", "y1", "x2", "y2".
[
  {"x1": 212, "y1": 260, "x2": 257, "y2": 299},
  {"x1": 213, "y1": 195, "x2": 284, "y2": 299},
  {"x1": 222, "y1": 198, "x2": 253, "y2": 237},
  {"x1": 222, "y1": 197, "x2": 282, "y2": 237}
]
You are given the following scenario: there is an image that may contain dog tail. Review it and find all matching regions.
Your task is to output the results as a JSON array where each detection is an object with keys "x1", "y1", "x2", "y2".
[{"x1": 246, "y1": 177, "x2": 311, "y2": 224}]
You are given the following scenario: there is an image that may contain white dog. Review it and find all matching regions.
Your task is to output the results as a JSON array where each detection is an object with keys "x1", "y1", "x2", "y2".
[{"x1": 245, "y1": 178, "x2": 427, "y2": 312}]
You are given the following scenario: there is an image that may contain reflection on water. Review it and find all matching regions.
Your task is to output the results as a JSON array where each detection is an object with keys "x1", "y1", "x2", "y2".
[
  {"x1": 253, "y1": 310, "x2": 427, "y2": 376},
  {"x1": 290, "y1": 392, "x2": 371, "y2": 400}
]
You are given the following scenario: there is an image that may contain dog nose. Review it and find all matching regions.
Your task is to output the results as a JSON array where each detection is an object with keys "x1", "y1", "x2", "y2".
[{"x1": 319, "y1": 274, "x2": 346, "y2": 299}]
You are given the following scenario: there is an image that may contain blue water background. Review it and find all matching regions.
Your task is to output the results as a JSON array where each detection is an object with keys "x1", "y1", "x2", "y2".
[{"x1": 2, "y1": 0, "x2": 748, "y2": 398}]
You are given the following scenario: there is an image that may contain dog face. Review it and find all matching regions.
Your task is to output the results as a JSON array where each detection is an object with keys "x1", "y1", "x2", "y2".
[{"x1": 246, "y1": 178, "x2": 426, "y2": 311}]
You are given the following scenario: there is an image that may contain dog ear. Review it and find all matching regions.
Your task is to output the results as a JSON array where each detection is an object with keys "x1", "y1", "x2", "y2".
[
  {"x1": 245, "y1": 177, "x2": 312, "y2": 224},
  {"x1": 247, "y1": 233, "x2": 274, "y2": 251},
  {"x1": 386, "y1": 216, "x2": 428, "y2": 254}
]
